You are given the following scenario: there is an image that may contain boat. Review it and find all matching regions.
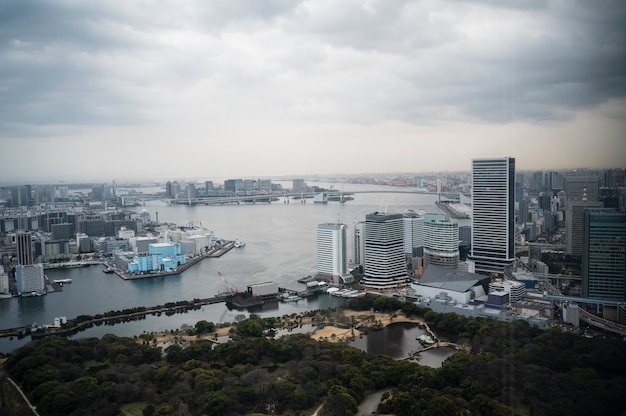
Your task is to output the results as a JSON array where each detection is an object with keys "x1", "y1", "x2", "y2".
[
  {"x1": 234, "y1": 238, "x2": 246, "y2": 248},
  {"x1": 103, "y1": 267, "x2": 114, "y2": 274},
  {"x1": 52, "y1": 279, "x2": 72, "y2": 284}
]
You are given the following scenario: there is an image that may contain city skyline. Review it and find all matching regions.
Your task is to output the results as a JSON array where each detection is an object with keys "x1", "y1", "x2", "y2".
[{"x1": 1, "y1": 1, "x2": 625, "y2": 183}]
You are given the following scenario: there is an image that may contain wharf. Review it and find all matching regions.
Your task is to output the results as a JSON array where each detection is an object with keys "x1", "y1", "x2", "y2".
[{"x1": 109, "y1": 242, "x2": 235, "y2": 280}]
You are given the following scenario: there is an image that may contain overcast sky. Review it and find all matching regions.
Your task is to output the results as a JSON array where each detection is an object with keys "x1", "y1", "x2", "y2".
[{"x1": 1, "y1": 0, "x2": 625, "y2": 183}]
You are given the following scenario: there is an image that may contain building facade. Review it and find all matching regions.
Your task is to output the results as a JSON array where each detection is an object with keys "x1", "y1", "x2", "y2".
[
  {"x1": 353, "y1": 221, "x2": 365, "y2": 267},
  {"x1": 582, "y1": 209, "x2": 626, "y2": 301},
  {"x1": 360, "y1": 212, "x2": 409, "y2": 290},
  {"x1": 423, "y1": 213, "x2": 459, "y2": 270},
  {"x1": 403, "y1": 210, "x2": 424, "y2": 259},
  {"x1": 15, "y1": 264, "x2": 45, "y2": 294},
  {"x1": 470, "y1": 157, "x2": 516, "y2": 275},
  {"x1": 316, "y1": 223, "x2": 348, "y2": 284},
  {"x1": 16, "y1": 231, "x2": 34, "y2": 265}
]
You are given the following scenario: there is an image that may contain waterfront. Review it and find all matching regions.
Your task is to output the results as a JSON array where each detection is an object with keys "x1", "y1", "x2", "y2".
[{"x1": 0, "y1": 183, "x2": 464, "y2": 353}]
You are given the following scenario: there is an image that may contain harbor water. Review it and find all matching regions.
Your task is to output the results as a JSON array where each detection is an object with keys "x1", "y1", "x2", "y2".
[{"x1": 0, "y1": 182, "x2": 465, "y2": 354}]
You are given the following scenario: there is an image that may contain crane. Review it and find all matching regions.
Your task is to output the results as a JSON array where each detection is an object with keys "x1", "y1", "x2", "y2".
[{"x1": 217, "y1": 271, "x2": 238, "y2": 294}]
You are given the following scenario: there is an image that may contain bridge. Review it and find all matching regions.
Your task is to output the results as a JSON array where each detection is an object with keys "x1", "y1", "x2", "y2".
[
  {"x1": 579, "y1": 309, "x2": 626, "y2": 337},
  {"x1": 167, "y1": 189, "x2": 462, "y2": 205}
]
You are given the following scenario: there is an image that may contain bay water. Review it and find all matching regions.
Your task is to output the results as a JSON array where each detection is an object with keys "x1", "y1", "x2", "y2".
[{"x1": 0, "y1": 182, "x2": 464, "y2": 359}]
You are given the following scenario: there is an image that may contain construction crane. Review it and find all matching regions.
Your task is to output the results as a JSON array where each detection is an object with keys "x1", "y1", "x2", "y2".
[{"x1": 217, "y1": 271, "x2": 238, "y2": 294}]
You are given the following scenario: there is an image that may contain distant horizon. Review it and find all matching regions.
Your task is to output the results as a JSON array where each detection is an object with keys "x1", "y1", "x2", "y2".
[{"x1": 1, "y1": 164, "x2": 622, "y2": 187}]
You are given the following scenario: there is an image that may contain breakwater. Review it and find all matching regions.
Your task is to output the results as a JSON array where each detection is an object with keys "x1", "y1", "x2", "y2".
[{"x1": 0, "y1": 295, "x2": 229, "y2": 341}]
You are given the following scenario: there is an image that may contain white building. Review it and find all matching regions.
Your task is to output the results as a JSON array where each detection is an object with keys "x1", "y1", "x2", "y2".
[
  {"x1": 413, "y1": 265, "x2": 489, "y2": 305},
  {"x1": 117, "y1": 227, "x2": 135, "y2": 240},
  {"x1": 403, "y1": 210, "x2": 424, "y2": 259},
  {"x1": 562, "y1": 302, "x2": 581, "y2": 327},
  {"x1": 423, "y1": 213, "x2": 458, "y2": 270},
  {"x1": 353, "y1": 221, "x2": 365, "y2": 267},
  {"x1": 360, "y1": 212, "x2": 409, "y2": 290},
  {"x1": 470, "y1": 157, "x2": 516, "y2": 275},
  {"x1": 489, "y1": 279, "x2": 527, "y2": 303},
  {"x1": 187, "y1": 232, "x2": 215, "y2": 254},
  {"x1": 15, "y1": 264, "x2": 45, "y2": 294},
  {"x1": 317, "y1": 223, "x2": 348, "y2": 285},
  {"x1": 0, "y1": 272, "x2": 9, "y2": 294},
  {"x1": 247, "y1": 282, "x2": 279, "y2": 298}
]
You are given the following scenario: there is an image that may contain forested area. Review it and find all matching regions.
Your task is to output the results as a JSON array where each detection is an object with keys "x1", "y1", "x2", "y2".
[{"x1": 1, "y1": 302, "x2": 625, "y2": 416}]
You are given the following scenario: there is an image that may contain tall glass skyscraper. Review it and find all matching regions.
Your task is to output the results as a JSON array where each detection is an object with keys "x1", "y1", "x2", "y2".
[
  {"x1": 582, "y1": 209, "x2": 626, "y2": 301},
  {"x1": 360, "y1": 212, "x2": 409, "y2": 290},
  {"x1": 470, "y1": 157, "x2": 516, "y2": 276}
]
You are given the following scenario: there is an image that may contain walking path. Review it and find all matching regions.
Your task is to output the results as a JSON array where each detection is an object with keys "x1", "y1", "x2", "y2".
[{"x1": 6, "y1": 377, "x2": 40, "y2": 416}]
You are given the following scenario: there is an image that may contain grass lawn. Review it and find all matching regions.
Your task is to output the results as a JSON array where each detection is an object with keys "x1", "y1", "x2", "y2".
[{"x1": 120, "y1": 401, "x2": 148, "y2": 416}]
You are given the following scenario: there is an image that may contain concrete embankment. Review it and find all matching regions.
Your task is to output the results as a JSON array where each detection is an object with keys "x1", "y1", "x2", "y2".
[{"x1": 110, "y1": 242, "x2": 235, "y2": 280}]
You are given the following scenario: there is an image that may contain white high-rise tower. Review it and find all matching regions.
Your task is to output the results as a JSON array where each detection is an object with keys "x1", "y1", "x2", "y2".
[
  {"x1": 470, "y1": 157, "x2": 516, "y2": 276},
  {"x1": 317, "y1": 223, "x2": 348, "y2": 284},
  {"x1": 360, "y1": 212, "x2": 409, "y2": 290},
  {"x1": 424, "y1": 213, "x2": 459, "y2": 269}
]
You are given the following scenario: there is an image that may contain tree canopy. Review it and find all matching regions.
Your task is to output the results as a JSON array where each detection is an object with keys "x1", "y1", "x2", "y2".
[{"x1": 2, "y1": 312, "x2": 625, "y2": 416}]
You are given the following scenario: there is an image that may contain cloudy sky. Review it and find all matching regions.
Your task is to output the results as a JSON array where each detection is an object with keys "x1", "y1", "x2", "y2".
[{"x1": 1, "y1": 0, "x2": 625, "y2": 183}]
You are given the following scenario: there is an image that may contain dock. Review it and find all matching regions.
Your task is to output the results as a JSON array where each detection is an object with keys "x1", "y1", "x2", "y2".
[{"x1": 107, "y1": 241, "x2": 235, "y2": 280}]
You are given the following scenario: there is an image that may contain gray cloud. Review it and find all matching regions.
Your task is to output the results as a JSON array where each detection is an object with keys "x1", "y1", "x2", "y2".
[{"x1": 0, "y1": 0, "x2": 625, "y2": 137}]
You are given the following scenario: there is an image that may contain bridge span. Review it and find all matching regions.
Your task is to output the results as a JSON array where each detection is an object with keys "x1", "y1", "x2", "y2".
[{"x1": 167, "y1": 189, "x2": 462, "y2": 205}]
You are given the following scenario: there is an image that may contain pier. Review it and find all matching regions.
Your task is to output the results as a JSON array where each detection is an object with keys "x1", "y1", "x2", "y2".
[{"x1": 105, "y1": 241, "x2": 235, "y2": 280}]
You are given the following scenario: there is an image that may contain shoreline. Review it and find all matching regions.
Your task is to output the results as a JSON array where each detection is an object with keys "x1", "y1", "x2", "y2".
[
  {"x1": 106, "y1": 241, "x2": 235, "y2": 280},
  {"x1": 146, "y1": 309, "x2": 426, "y2": 346}
]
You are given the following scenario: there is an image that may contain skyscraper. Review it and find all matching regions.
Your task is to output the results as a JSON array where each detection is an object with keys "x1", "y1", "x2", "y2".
[
  {"x1": 353, "y1": 221, "x2": 365, "y2": 267},
  {"x1": 403, "y1": 210, "x2": 424, "y2": 259},
  {"x1": 16, "y1": 231, "x2": 34, "y2": 266},
  {"x1": 582, "y1": 209, "x2": 626, "y2": 301},
  {"x1": 360, "y1": 212, "x2": 408, "y2": 290},
  {"x1": 423, "y1": 213, "x2": 459, "y2": 270},
  {"x1": 317, "y1": 223, "x2": 348, "y2": 285},
  {"x1": 470, "y1": 157, "x2": 516, "y2": 276},
  {"x1": 15, "y1": 264, "x2": 45, "y2": 294}
]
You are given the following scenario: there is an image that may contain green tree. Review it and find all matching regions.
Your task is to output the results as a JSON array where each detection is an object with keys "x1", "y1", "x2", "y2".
[
  {"x1": 236, "y1": 317, "x2": 264, "y2": 337},
  {"x1": 194, "y1": 320, "x2": 216, "y2": 335}
]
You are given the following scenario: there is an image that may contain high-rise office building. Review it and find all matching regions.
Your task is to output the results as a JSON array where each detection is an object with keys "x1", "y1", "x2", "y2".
[
  {"x1": 16, "y1": 231, "x2": 34, "y2": 265},
  {"x1": 566, "y1": 200, "x2": 603, "y2": 256},
  {"x1": 564, "y1": 176, "x2": 599, "y2": 202},
  {"x1": 403, "y1": 210, "x2": 424, "y2": 259},
  {"x1": 15, "y1": 264, "x2": 45, "y2": 294},
  {"x1": 470, "y1": 157, "x2": 516, "y2": 276},
  {"x1": 9, "y1": 186, "x2": 30, "y2": 207},
  {"x1": 582, "y1": 209, "x2": 626, "y2": 301},
  {"x1": 360, "y1": 212, "x2": 408, "y2": 290},
  {"x1": 316, "y1": 223, "x2": 348, "y2": 284},
  {"x1": 423, "y1": 213, "x2": 459, "y2": 270},
  {"x1": 353, "y1": 221, "x2": 365, "y2": 267},
  {"x1": 531, "y1": 171, "x2": 544, "y2": 194}
]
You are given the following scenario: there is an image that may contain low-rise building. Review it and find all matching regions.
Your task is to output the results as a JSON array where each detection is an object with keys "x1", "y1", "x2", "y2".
[
  {"x1": 247, "y1": 282, "x2": 279, "y2": 299},
  {"x1": 489, "y1": 279, "x2": 527, "y2": 303},
  {"x1": 412, "y1": 265, "x2": 490, "y2": 305}
]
